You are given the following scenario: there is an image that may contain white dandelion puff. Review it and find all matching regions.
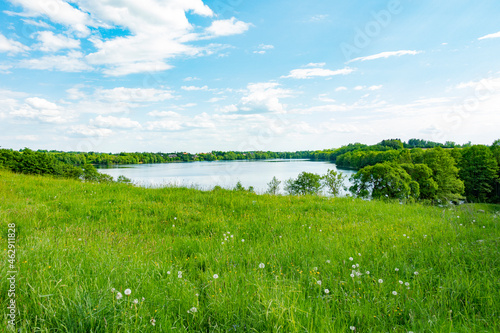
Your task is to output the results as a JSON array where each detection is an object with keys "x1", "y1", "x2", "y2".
[
  {"x1": 317, "y1": 280, "x2": 322, "y2": 286},
  {"x1": 324, "y1": 289, "x2": 330, "y2": 294},
  {"x1": 133, "y1": 299, "x2": 138, "y2": 304},
  {"x1": 259, "y1": 263, "x2": 265, "y2": 269},
  {"x1": 395, "y1": 268, "x2": 399, "y2": 271},
  {"x1": 116, "y1": 292, "x2": 123, "y2": 300},
  {"x1": 124, "y1": 289, "x2": 131, "y2": 296},
  {"x1": 378, "y1": 279, "x2": 383, "y2": 283},
  {"x1": 213, "y1": 274, "x2": 219, "y2": 279},
  {"x1": 392, "y1": 291, "x2": 397, "y2": 295},
  {"x1": 349, "y1": 257, "x2": 353, "y2": 261}
]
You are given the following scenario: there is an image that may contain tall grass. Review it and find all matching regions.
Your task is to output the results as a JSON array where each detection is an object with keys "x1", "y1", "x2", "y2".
[{"x1": 1, "y1": 170, "x2": 499, "y2": 332}]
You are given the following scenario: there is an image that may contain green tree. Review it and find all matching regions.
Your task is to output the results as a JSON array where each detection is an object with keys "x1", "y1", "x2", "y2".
[
  {"x1": 322, "y1": 169, "x2": 346, "y2": 196},
  {"x1": 285, "y1": 172, "x2": 323, "y2": 195},
  {"x1": 400, "y1": 163, "x2": 438, "y2": 200},
  {"x1": 266, "y1": 176, "x2": 281, "y2": 195},
  {"x1": 350, "y1": 163, "x2": 419, "y2": 200},
  {"x1": 423, "y1": 147, "x2": 464, "y2": 201},
  {"x1": 459, "y1": 145, "x2": 499, "y2": 202}
]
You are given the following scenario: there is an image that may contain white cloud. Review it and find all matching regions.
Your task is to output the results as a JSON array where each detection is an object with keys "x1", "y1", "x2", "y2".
[
  {"x1": 354, "y1": 85, "x2": 364, "y2": 91},
  {"x1": 207, "y1": 97, "x2": 225, "y2": 103},
  {"x1": 95, "y1": 87, "x2": 174, "y2": 103},
  {"x1": 10, "y1": 97, "x2": 74, "y2": 123},
  {"x1": 478, "y1": 31, "x2": 500, "y2": 40},
  {"x1": 90, "y1": 115, "x2": 141, "y2": 129},
  {"x1": 305, "y1": 62, "x2": 326, "y2": 67},
  {"x1": 0, "y1": 33, "x2": 29, "y2": 54},
  {"x1": 183, "y1": 76, "x2": 200, "y2": 81},
  {"x1": 368, "y1": 85, "x2": 383, "y2": 91},
  {"x1": 21, "y1": 19, "x2": 52, "y2": 28},
  {"x1": 335, "y1": 86, "x2": 347, "y2": 92},
  {"x1": 254, "y1": 44, "x2": 274, "y2": 54},
  {"x1": 15, "y1": 135, "x2": 39, "y2": 141},
  {"x1": 67, "y1": 125, "x2": 113, "y2": 137},
  {"x1": 347, "y1": 50, "x2": 422, "y2": 63},
  {"x1": 0, "y1": 64, "x2": 13, "y2": 73},
  {"x1": 205, "y1": 17, "x2": 251, "y2": 37},
  {"x1": 258, "y1": 44, "x2": 274, "y2": 50},
  {"x1": 239, "y1": 82, "x2": 293, "y2": 114},
  {"x1": 181, "y1": 85, "x2": 209, "y2": 91},
  {"x1": 282, "y1": 67, "x2": 354, "y2": 79},
  {"x1": 308, "y1": 14, "x2": 329, "y2": 22},
  {"x1": 7, "y1": 0, "x2": 97, "y2": 37},
  {"x1": 36, "y1": 31, "x2": 80, "y2": 52},
  {"x1": 147, "y1": 110, "x2": 181, "y2": 117},
  {"x1": 145, "y1": 120, "x2": 183, "y2": 131},
  {"x1": 20, "y1": 51, "x2": 91, "y2": 72}
]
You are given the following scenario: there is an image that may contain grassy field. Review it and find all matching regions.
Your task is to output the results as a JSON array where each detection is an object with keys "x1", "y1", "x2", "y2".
[{"x1": 1, "y1": 169, "x2": 499, "y2": 332}]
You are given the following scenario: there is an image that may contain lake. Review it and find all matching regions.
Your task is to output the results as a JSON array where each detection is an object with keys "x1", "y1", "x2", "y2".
[{"x1": 97, "y1": 159, "x2": 357, "y2": 195}]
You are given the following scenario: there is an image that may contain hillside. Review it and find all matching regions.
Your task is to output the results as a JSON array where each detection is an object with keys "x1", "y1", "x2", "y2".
[{"x1": 1, "y1": 170, "x2": 499, "y2": 332}]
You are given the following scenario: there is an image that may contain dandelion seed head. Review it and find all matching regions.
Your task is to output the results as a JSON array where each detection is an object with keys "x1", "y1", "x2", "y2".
[
  {"x1": 350, "y1": 326, "x2": 355, "y2": 331},
  {"x1": 378, "y1": 279, "x2": 383, "y2": 283},
  {"x1": 395, "y1": 268, "x2": 399, "y2": 271},
  {"x1": 324, "y1": 289, "x2": 330, "y2": 294},
  {"x1": 124, "y1": 289, "x2": 131, "y2": 296},
  {"x1": 392, "y1": 291, "x2": 397, "y2": 295},
  {"x1": 350, "y1": 273, "x2": 355, "y2": 278},
  {"x1": 133, "y1": 299, "x2": 138, "y2": 304},
  {"x1": 399, "y1": 280, "x2": 403, "y2": 284},
  {"x1": 349, "y1": 257, "x2": 353, "y2": 261},
  {"x1": 213, "y1": 274, "x2": 219, "y2": 279},
  {"x1": 116, "y1": 292, "x2": 123, "y2": 300},
  {"x1": 317, "y1": 280, "x2": 322, "y2": 286},
  {"x1": 259, "y1": 263, "x2": 265, "y2": 269},
  {"x1": 414, "y1": 271, "x2": 419, "y2": 275},
  {"x1": 405, "y1": 282, "x2": 410, "y2": 286}
]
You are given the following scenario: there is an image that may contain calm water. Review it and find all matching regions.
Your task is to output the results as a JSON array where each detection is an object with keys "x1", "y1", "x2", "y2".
[{"x1": 98, "y1": 159, "x2": 356, "y2": 194}]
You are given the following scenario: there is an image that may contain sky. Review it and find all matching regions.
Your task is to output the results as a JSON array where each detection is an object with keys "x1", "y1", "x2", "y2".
[{"x1": 1, "y1": 0, "x2": 500, "y2": 153}]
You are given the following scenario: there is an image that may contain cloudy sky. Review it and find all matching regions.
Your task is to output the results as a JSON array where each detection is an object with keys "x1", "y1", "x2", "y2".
[{"x1": 1, "y1": 0, "x2": 500, "y2": 153}]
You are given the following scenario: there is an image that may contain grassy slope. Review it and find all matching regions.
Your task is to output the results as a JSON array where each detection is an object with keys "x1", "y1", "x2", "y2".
[{"x1": 0, "y1": 170, "x2": 499, "y2": 332}]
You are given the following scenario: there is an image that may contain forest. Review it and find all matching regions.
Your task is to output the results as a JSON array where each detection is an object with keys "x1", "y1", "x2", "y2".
[{"x1": 1, "y1": 138, "x2": 499, "y2": 203}]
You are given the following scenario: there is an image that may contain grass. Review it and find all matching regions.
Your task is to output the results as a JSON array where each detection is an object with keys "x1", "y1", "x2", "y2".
[{"x1": 1, "y1": 169, "x2": 499, "y2": 332}]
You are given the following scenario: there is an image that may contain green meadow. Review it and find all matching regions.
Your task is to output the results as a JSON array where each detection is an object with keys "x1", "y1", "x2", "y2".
[{"x1": 1, "y1": 169, "x2": 499, "y2": 332}]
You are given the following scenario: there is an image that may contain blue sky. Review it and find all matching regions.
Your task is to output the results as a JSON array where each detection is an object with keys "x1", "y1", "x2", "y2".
[{"x1": 1, "y1": 0, "x2": 499, "y2": 153}]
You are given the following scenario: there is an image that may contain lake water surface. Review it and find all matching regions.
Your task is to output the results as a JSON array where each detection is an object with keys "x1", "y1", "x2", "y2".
[{"x1": 98, "y1": 159, "x2": 356, "y2": 194}]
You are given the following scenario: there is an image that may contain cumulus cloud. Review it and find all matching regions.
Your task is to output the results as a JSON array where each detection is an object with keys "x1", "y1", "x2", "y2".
[
  {"x1": 19, "y1": 51, "x2": 91, "y2": 72},
  {"x1": 35, "y1": 31, "x2": 80, "y2": 52},
  {"x1": 223, "y1": 82, "x2": 293, "y2": 114},
  {"x1": 95, "y1": 87, "x2": 174, "y2": 103},
  {"x1": 90, "y1": 115, "x2": 141, "y2": 129},
  {"x1": 0, "y1": 32, "x2": 29, "y2": 54},
  {"x1": 205, "y1": 17, "x2": 251, "y2": 37},
  {"x1": 147, "y1": 110, "x2": 181, "y2": 117},
  {"x1": 181, "y1": 85, "x2": 209, "y2": 91},
  {"x1": 7, "y1": 0, "x2": 97, "y2": 37},
  {"x1": 67, "y1": 125, "x2": 113, "y2": 137},
  {"x1": 282, "y1": 67, "x2": 354, "y2": 79},
  {"x1": 10, "y1": 97, "x2": 73, "y2": 123},
  {"x1": 347, "y1": 50, "x2": 422, "y2": 63}
]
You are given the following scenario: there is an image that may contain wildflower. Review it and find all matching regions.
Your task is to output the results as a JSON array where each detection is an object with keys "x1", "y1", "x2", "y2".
[
  {"x1": 358, "y1": 253, "x2": 361, "y2": 256},
  {"x1": 259, "y1": 263, "x2": 265, "y2": 269},
  {"x1": 124, "y1": 289, "x2": 131, "y2": 296},
  {"x1": 324, "y1": 289, "x2": 330, "y2": 294},
  {"x1": 174, "y1": 217, "x2": 177, "y2": 220},
  {"x1": 241, "y1": 239, "x2": 245, "y2": 242},
  {"x1": 395, "y1": 268, "x2": 399, "y2": 271},
  {"x1": 414, "y1": 271, "x2": 419, "y2": 275},
  {"x1": 405, "y1": 282, "x2": 409, "y2": 286},
  {"x1": 349, "y1": 257, "x2": 353, "y2": 261},
  {"x1": 350, "y1": 326, "x2": 356, "y2": 331},
  {"x1": 392, "y1": 291, "x2": 397, "y2": 295},
  {"x1": 150, "y1": 318, "x2": 156, "y2": 326},
  {"x1": 133, "y1": 299, "x2": 138, "y2": 304},
  {"x1": 378, "y1": 279, "x2": 383, "y2": 283},
  {"x1": 111, "y1": 288, "x2": 115, "y2": 292},
  {"x1": 352, "y1": 265, "x2": 356, "y2": 269},
  {"x1": 399, "y1": 280, "x2": 403, "y2": 284},
  {"x1": 326, "y1": 260, "x2": 331, "y2": 264},
  {"x1": 213, "y1": 274, "x2": 219, "y2": 279},
  {"x1": 403, "y1": 234, "x2": 406, "y2": 237},
  {"x1": 350, "y1": 273, "x2": 355, "y2": 278},
  {"x1": 167, "y1": 271, "x2": 171, "y2": 275},
  {"x1": 142, "y1": 297, "x2": 145, "y2": 301},
  {"x1": 317, "y1": 280, "x2": 322, "y2": 286},
  {"x1": 190, "y1": 307, "x2": 197, "y2": 313},
  {"x1": 116, "y1": 292, "x2": 123, "y2": 300},
  {"x1": 365, "y1": 271, "x2": 370, "y2": 275}
]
